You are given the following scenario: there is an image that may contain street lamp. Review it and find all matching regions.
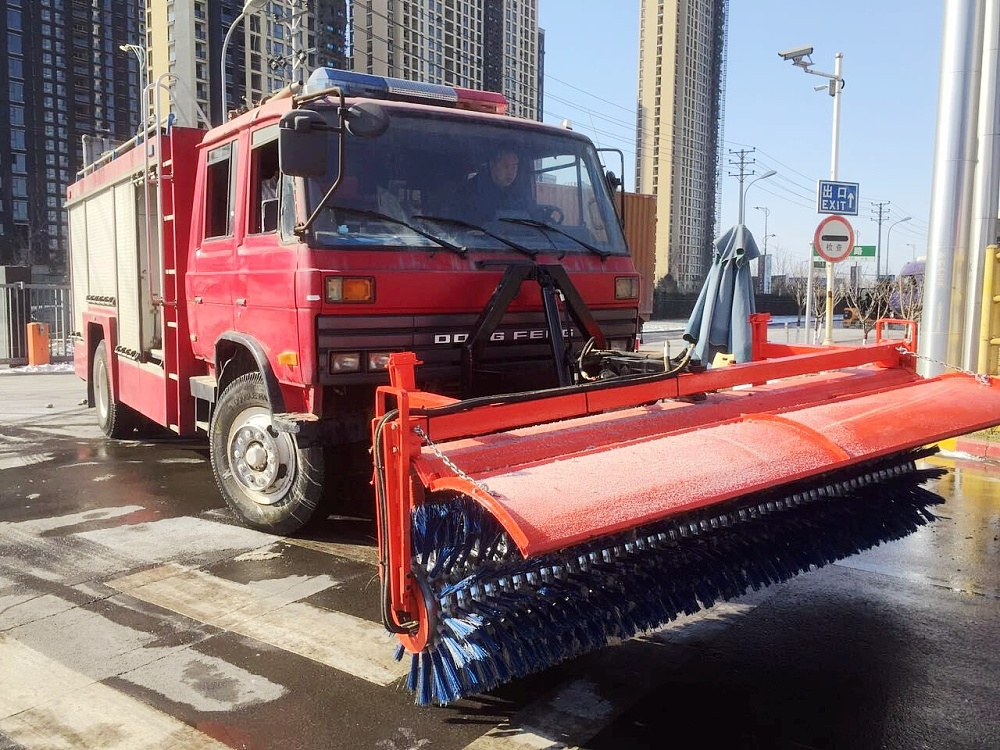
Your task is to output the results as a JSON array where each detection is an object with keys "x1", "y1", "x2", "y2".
[
  {"x1": 884, "y1": 216, "x2": 912, "y2": 277},
  {"x1": 780, "y1": 45, "x2": 844, "y2": 346},
  {"x1": 119, "y1": 43, "x2": 147, "y2": 124},
  {"x1": 220, "y1": 0, "x2": 268, "y2": 123},
  {"x1": 739, "y1": 170, "x2": 776, "y2": 224},
  {"x1": 753, "y1": 206, "x2": 774, "y2": 292}
]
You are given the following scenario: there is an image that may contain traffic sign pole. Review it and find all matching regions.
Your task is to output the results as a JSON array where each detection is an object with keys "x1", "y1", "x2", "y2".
[
  {"x1": 825, "y1": 52, "x2": 844, "y2": 347},
  {"x1": 813, "y1": 212, "x2": 854, "y2": 347}
]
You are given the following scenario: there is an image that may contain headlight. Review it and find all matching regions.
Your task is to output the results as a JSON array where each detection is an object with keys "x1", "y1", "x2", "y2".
[
  {"x1": 615, "y1": 276, "x2": 639, "y2": 300},
  {"x1": 325, "y1": 276, "x2": 375, "y2": 303},
  {"x1": 330, "y1": 352, "x2": 361, "y2": 373},
  {"x1": 367, "y1": 352, "x2": 393, "y2": 371},
  {"x1": 615, "y1": 276, "x2": 639, "y2": 299}
]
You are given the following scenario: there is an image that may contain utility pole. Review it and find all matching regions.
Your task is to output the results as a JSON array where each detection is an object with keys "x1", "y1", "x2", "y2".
[
  {"x1": 729, "y1": 148, "x2": 756, "y2": 225},
  {"x1": 871, "y1": 201, "x2": 890, "y2": 278}
]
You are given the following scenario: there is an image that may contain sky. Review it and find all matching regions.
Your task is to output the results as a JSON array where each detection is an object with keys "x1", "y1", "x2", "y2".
[{"x1": 538, "y1": 0, "x2": 942, "y2": 276}]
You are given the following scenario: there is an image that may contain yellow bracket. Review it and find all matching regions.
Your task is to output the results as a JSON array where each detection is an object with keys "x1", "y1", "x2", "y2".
[{"x1": 979, "y1": 245, "x2": 1000, "y2": 376}]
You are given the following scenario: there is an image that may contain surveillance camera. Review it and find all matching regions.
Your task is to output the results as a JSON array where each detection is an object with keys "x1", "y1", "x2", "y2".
[{"x1": 778, "y1": 45, "x2": 814, "y2": 61}]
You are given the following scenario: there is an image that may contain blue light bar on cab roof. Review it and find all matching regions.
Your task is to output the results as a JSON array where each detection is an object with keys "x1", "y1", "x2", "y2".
[{"x1": 304, "y1": 68, "x2": 508, "y2": 115}]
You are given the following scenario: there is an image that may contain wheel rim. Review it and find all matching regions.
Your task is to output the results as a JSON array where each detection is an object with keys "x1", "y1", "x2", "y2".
[
  {"x1": 226, "y1": 405, "x2": 296, "y2": 505},
  {"x1": 95, "y1": 355, "x2": 110, "y2": 423}
]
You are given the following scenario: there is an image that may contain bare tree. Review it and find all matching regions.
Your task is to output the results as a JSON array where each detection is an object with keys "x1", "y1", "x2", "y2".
[
  {"x1": 843, "y1": 269, "x2": 895, "y2": 343},
  {"x1": 893, "y1": 271, "x2": 923, "y2": 322},
  {"x1": 807, "y1": 268, "x2": 849, "y2": 343},
  {"x1": 783, "y1": 259, "x2": 811, "y2": 325}
]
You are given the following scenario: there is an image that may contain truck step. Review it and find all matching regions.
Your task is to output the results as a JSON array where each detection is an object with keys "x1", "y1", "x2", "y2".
[{"x1": 148, "y1": 348, "x2": 163, "y2": 363}]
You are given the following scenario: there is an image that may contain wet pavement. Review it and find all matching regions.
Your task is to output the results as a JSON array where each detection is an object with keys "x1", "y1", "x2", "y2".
[{"x1": 0, "y1": 372, "x2": 997, "y2": 749}]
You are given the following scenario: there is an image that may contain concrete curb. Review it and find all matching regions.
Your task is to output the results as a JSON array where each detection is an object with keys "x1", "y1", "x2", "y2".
[{"x1": 954, "y1": 436, "x2": 1000, "y2": 461}]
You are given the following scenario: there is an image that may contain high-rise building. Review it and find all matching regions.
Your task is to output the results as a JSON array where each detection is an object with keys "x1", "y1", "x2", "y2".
[
  {"x1": 636, "y1": 0, "x2": 728, "y2": 293},
  {"x1": 145, "y1": 0, "x2": 349, "y2": 128},
  {"x1": 349, "y1": 0, "x2": 542, "y2": 121},
  {"x1": 0, "y1": 0, "x2": 143, "y2": 273}
]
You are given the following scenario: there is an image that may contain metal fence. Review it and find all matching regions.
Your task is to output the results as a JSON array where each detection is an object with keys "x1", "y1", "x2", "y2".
[{"x1": 0, "y1": 283, "x2": 73, "y2": 366}]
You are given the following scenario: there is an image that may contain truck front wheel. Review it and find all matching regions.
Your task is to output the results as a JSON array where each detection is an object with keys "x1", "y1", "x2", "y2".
[{"x1": 210, "y1": 372, "x2": 324, "y2": 534}]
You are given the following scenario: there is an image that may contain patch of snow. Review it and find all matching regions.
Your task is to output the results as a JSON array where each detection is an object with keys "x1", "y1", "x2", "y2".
[{"x1": 0, "y1": 363, "x2": 75, "y2": 375}]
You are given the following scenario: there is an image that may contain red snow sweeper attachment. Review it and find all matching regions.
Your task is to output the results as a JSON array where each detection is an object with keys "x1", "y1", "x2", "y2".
[{"x1": 372, "y1": 318, "x2": 1000, "y2": 704}]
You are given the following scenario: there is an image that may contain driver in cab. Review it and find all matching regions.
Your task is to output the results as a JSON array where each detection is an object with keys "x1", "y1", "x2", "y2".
[{"x1": 465, "y1": 146, "x2": 532, "y2": 221}]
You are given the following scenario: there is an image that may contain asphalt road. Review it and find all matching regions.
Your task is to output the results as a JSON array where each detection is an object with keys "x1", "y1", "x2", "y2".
[{"x1": 0, "y1": 372, "x2": 997, "y2": 749}]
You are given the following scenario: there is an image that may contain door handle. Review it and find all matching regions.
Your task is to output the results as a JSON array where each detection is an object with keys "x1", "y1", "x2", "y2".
[{"x1": 194, "y1": 296, "x2": 203, "y2": 304}]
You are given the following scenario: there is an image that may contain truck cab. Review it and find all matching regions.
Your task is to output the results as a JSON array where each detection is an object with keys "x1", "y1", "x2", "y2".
[{"x1": 71, "y1": 68, "x2": 641, "y2": 534}]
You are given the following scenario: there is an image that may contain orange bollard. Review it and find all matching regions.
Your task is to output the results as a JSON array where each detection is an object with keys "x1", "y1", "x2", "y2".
[{"x1": 26, "y1": 322, "x2": 50, "y2": 366}]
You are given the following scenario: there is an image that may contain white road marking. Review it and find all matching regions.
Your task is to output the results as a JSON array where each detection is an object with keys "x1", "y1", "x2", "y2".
[
  {"x1": 0, "y1": 506, "x2": 145, "y2": 535},
  {"x1": 0, "y1": 453, "x2": 54, "y2": 471},
  {"x1": 109, "y1": 563, "x2": 408, "y2": 686},
  {"x1": 0, "y1": 635, "x2": 231, "y2": 750},
  {"x1": 75, "y1": 516, "x2": 279, "y2": 563}
]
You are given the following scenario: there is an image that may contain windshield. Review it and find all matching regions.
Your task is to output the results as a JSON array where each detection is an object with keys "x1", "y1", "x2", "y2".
[{"x1": 302, "y1": 106, "x2": 629, "y2": 256}]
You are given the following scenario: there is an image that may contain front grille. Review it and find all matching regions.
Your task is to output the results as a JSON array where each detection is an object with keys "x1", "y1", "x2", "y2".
[{"x1": 316, "y1": 309, "x2": 637, "y2": 386}]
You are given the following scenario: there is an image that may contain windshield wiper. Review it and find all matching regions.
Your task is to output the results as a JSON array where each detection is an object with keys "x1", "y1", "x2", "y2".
[
  {"x1": 330, "y1": 207, "x2": 467, "y2": 256},
  {"x1": 413, "y1": 214, "x2": 539, "y2": 259},
  {"x1": 499, "y1": 217, "x2": 611, "y2": 259}
]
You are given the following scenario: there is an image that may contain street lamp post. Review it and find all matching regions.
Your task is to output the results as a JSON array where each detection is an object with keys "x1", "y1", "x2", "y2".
[
  {"x1": 884, "y1": 216, "x2": 912, "y2": 276},
  {"x1": 220, "y1": 0, "x2": 268, "y2": 123},
  {"x1": 780, "y1": 46, "x2": 844, "y2": 346},
  {"x1": 754, "y1": 205, "x2": 773, "y2": 292},
  {"x1": 119, "y1": 43, "x2": 147, "y2": 125},
  {"x1": 739, "y1": 170, "x2": 776, "y2": 225}
]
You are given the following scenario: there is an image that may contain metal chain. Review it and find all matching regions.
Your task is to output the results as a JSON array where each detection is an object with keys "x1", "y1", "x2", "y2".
[
  {"x1": 895, "y1": 346, "x2": 992, "y2": 385},
  {"x1": 412, "y1": 424, "x2": 495, "y2": 496}
]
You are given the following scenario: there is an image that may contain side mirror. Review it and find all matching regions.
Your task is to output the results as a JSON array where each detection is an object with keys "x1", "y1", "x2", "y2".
[
  {"x1": 605, "y1": 170, "x2": 622, "y2": 193},
  {"x1": 344, "y1": 102, "x2": 390, "y2": 139},
  {"x1": 279, "y1": 109, "x2": 330, "y2": 177}
]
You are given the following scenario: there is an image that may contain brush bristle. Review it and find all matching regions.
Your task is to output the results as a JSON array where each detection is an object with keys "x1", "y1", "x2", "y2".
[{"x1": 398, "y1": 449, "x2": 945, "y2": 705}]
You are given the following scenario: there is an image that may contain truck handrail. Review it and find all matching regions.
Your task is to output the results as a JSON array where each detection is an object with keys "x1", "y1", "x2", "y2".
[{"x1": 142, "y1": 74, "x2": 213, "y2": 310}]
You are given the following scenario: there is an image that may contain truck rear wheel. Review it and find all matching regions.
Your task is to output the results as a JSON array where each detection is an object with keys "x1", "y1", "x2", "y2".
[
  {"x1": 210, "y1": 372, "x2": 324, "y2": 534},
  {"x1": 93, "y1": 340, "x2": 136, "y2": 438}
]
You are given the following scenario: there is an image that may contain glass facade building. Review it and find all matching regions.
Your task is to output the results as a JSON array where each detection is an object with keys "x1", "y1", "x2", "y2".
[{"x1": 0, "y1": 0, "x2": 142, "y2": 273}]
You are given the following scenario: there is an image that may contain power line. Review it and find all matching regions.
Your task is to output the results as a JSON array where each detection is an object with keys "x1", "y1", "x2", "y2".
[{"x1": 544, "y1": 73, "x2": 636, "y2": 116}]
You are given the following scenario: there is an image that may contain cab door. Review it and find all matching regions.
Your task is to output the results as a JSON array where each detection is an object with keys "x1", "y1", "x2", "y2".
[
  {"x1": 186, "y1": 139, "x2": 240, "y2": 362},
  {"x1": 232, "y1": 125, "x2": 300, "y2": 366}
]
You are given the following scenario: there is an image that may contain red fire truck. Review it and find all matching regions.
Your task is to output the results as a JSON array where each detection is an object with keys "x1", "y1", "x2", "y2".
[{"x1": 68, "y1": 69, "x2": 644, "y2": 534}]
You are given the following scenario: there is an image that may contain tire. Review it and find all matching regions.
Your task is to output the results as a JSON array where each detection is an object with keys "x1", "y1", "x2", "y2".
[
  {"x1": 93, "y1": 340, "x2": 136, "y2": 438},
  {"x1": 209, "y1": 372, "x2": 324, "y2": 534}
]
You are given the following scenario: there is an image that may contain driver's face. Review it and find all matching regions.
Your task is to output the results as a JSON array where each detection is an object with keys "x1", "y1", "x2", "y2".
[{"x1": 489, "y1": 151, "x2": 518, "y2": 188}]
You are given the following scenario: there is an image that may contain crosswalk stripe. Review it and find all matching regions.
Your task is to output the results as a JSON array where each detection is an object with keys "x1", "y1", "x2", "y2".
[
  {"x1": 0, "y1": 635, "x2": 229, "y2": 750},
  {"x1": 108, "y1": 563, "x2": 408, "y2": 686}
]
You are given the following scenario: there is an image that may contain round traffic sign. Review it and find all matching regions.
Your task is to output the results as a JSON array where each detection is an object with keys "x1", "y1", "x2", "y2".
[{"x1": 813, "y1": 215, "x2": 856, "y2": 263}]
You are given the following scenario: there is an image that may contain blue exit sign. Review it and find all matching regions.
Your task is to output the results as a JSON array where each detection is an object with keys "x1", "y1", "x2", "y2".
[{"x1": 817, "y1": 180, "x2": 860, "y2": 216}]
